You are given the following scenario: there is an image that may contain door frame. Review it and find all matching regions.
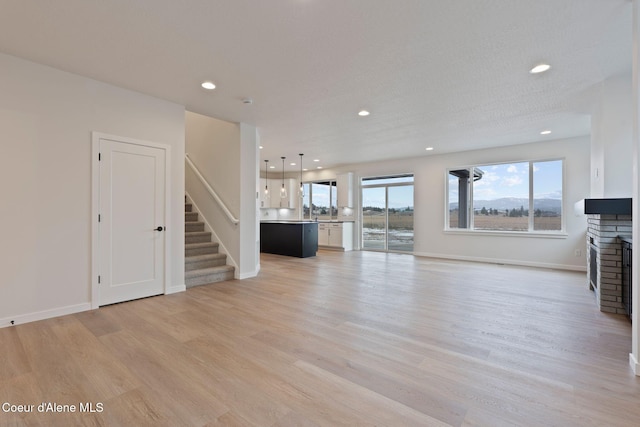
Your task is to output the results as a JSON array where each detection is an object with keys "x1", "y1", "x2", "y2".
[{"x1": 91, "y1": 132, "x2": 172, "y2": 309}]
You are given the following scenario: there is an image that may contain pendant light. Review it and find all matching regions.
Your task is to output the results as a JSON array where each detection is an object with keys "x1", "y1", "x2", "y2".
[
  {"x1": 280, "y1": 157, "x2": 288, "y2": 198},
  {"x1": 299, "y1": 153, "x2": 304, "y2": 197},
  {"x1": 264, "y1": 160, "x2": 269, "y2": 197}
]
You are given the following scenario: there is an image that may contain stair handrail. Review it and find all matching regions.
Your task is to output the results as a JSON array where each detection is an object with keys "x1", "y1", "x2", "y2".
[{"x1": 185, "y1": 153, "x2": 239, "y2": 225}]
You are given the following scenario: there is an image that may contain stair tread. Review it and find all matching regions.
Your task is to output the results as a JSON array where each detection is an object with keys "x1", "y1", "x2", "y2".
[
  {"x1": 185, "y1": 265, "x2": 234, "y2": 278},
  {"x1": 185, "y1": 231, "x2": 211, "y2": 235},
  {"x1": 185, "y1": 222, "x2": 205, "y2": 231},
  {"x1": 185, "y1": 253, "x2": 226, "y2": 262},
  {"x1": 185, "y1": 242, "x2": 219, "y2": 248}
]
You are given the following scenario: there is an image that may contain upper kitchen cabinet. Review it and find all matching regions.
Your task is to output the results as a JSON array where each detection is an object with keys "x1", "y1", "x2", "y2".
[{"x1": 337, "y1": 173, "x2": 354, "y2": 207}]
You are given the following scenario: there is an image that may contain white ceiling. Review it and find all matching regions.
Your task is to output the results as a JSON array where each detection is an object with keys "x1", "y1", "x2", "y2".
[{"x1": 0, "y1": 0, "x2": 632, "y2": 171}]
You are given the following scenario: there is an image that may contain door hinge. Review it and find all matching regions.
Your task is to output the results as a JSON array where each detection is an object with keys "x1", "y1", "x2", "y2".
[
  {"x1": 98, "y1": 275, "x2": 101, "y2": 284},
  {"x1": 98, "y1": 214, "x2": 101, "y2": 222},
  {"x1": 98, "y1": 153, "x2": 101, "y2": 161}
]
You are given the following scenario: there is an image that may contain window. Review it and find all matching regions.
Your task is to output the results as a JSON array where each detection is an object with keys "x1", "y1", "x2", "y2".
[
  {"x1": 447, "y1": 160, "x2": 563, "y2": 233},
  {"x1": 302, "y1": 183, "x2": 311, "y2": 218},
  {"x1": 303, "y1": 181, "x2": 338, "y2": 220}
]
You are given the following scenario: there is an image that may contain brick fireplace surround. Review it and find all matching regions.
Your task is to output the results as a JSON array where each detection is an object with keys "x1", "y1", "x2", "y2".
[{"x1": 586, "y1": 214, "x2": 632, "y2": 313}]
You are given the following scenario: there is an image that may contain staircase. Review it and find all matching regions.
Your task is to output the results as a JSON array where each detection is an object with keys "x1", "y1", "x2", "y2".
[{"x1": 185, "y1": 199, "x2": 235, "y2": 287}]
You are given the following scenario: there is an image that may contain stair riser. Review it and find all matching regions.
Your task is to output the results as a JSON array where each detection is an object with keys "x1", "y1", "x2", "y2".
[
  {"x1": 185, "y1": 222, "x2": 205, "y2": 232},
  {"x1": 185, "y1": 203, "x2": 193, "y2": 212},
  {"x1": 185, "y1": 245, "x2": 219, "y2": 257},
  {"x1": 185, "y1": 257, "x2": 227, "y2": 271},
  {"x1": 186, "y1": 270, "x2": 234, "y2": 287},
  {"x1": 185, "y1": 212, "x2": 198, "y2": 222},
  {"x1": 186, "y1": 233, "x2": 212, "y2": 244}
]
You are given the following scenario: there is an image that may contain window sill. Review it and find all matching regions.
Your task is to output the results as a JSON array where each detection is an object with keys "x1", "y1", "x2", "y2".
[{"x1": 443, "y1": 229, "x2": 568, "y2": 238}]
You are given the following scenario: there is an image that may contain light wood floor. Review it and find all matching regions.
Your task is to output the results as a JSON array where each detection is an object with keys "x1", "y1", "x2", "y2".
[{"x1": 1, "y1": 251, "x2": 639, "y2": 426}]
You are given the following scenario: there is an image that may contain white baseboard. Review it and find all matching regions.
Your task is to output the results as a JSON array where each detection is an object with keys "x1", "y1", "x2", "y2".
[
  {"x1": 413, "y1": 251, "x2": 587, "y2": 272},
  {"x1": 239, "y1": 261, "x2": 260, "y2": 279},
  {"x1": 318, "y1": 245, "x2": 346, "y2": 252},
  {"x1": 241, "y1": 263, "x2": 261, "y2": 280},
  {"x1": 166, "y1": 284, "x2": 186, "y2": 295},
  {"x1": 630, "y1": 353, "x2": 640, "y2": 376},
  {"x1": 0, "y1": 303, "x2": 92, "y2": 329},
  {"x1": 239, "y1": 270, "x2": 259, "y2": 280}
]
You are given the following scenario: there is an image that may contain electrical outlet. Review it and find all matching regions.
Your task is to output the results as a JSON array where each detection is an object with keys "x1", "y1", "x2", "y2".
[{"x1": 575, "y1": 249, "x2": 582, "y2": 257}]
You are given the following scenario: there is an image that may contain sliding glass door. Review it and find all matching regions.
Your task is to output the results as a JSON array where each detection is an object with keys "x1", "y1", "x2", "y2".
[{"x1": 361, "y1": 176, "x2": 414, "y2": 253}]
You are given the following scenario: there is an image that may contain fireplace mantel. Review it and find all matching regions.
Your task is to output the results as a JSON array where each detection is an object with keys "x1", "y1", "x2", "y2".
[{"x1": 579, "y1": 198, "x2": 632, "y2": 215}]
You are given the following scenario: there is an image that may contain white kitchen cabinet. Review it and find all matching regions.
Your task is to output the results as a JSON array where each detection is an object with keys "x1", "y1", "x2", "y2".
[
  {"x1": 318, "y1": 223, "x2": 329, "y2": 246},
  {"x1": 328, "y1": 223, "x2": 343, "y2": 246},
  {"x1": 337, "y1": 172, "x2": 354, "y2": 208},
  {"x1": 318, "y1": 222, "x2": 353, "y2": 251}
]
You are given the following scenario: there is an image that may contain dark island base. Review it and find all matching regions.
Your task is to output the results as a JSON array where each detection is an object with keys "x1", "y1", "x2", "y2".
[{"x1": 260, "y1": 222, "x2": 318, "y2": 258}]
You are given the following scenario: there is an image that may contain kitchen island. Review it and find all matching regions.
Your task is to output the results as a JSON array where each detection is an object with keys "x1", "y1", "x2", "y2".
[{"x1": 260, "y1": 221, "x2": 318, "y2": 258}]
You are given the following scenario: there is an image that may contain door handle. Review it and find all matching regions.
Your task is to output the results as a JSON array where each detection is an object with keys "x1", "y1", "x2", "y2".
[{"x1": 155, "y1": 226, "x2": 164, "y2": 232}]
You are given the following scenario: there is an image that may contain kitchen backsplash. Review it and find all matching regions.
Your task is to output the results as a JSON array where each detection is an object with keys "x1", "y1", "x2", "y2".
[
  {"x1": 260, "y1": 207, "x2": 356, "y2": 221},
  {"x1": 260, "y1": 208, "x2": 299, "y2": 221}
]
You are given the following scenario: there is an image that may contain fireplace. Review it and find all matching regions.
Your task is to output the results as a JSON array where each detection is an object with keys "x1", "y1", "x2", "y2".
[{"x1": 582, "y1": 198, "x2": 632, "y2": 314}]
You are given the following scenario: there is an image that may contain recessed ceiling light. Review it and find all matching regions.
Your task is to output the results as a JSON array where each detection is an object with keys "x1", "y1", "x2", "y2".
[
  {"x1": 290, "y1": 162, "x2": 296, "y2": 166},
  {"x1": 540, "y1": 130, "x2": 552, "y2": 135},
  {"x1": 317, "y1": 166, "x2": 323, "y2": 169},
  {"x1": 530, "y1": 64, "x2": 551, "y2": 74},
  {"x1": 201, "y1": 81, "x2": 216, "y2": 90},
  {"x1": 425, "y1": 147, "x2": 434, "y2": 151},
  {"x1": 259, "y1": 146, "x2": 263, "y2": 149},
  {"x1": 313, "y1": 159, "x2": 320, "y2": 162},
  {"x1": 269, "y1": 165, "x2": 275, "y2": 169},
  {"x1": 303, "y1": 168, "x2": 308, "y2": 171},
  {"x1": 358, "y1": 110, "x2": 370, "y2": 116}
]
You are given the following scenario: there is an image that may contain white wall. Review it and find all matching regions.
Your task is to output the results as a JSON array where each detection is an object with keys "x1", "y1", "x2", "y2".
[
  {"x1": 240, "y1": 123, "x2": 260, "y2": 279},
  {"x1": 0, "y1": 52, "x2": 185, "y2": 326},
  {"x1": 186, "y1": 112, "x2": 241, "y2": 213},
  {"x1": 304, "y1": 136, "x2": 590, "y2": 271},
  {"x1": 591, "y1": 74, "x2": 633, "y2": 197}
]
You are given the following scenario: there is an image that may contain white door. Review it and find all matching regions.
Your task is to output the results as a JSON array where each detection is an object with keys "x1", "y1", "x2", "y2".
[{"x1": 98, "y1": 138, "x2": 166, "y2": 306}]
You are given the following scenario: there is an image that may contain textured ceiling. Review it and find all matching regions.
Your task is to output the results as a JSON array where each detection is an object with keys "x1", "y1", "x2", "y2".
[{"x1": 0, "y1": 0, "x2": 632, "y2": 171}]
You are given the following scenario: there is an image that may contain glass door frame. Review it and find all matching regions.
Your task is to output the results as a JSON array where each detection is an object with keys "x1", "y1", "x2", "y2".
[
  {"x1": 361, "y1": 186, "x2": 388, "y2": 251},
  {"x1": 360, "y1": 178, "x2": 414, "y2": 253}
]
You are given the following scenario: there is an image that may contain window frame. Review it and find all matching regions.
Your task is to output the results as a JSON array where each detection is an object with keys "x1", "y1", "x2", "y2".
[
  {"x1": 445, "y1": 158, "x2": 566, "y2": 237},
  {"x1": 303, "y1": 180, "x2": 338, "y2": 220}
]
